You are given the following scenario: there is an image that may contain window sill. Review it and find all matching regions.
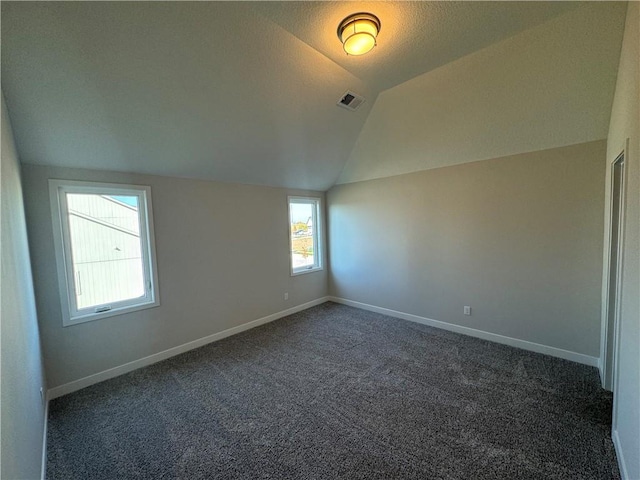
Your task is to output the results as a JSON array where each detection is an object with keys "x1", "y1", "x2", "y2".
[
  {"x1": 63, "y1": 299, "x2": 160, "y2": 327},
  {"x1": 291, "y1": 266, "x2": 324, "y2": 277}
]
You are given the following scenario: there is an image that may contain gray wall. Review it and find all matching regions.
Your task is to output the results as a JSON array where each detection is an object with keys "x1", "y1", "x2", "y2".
[
  {"x1": 328, "y1": 140, "x2": 605, "y2": 357},
  {"x1": 22, "y1": 165, "x2": 328, "y2": 389},
  {"x1": 605, "y1": 2, "x2": 639, "y2": 477},
  {"x1": 1, "y1": 94, "x2": 47, "y2": 478}
]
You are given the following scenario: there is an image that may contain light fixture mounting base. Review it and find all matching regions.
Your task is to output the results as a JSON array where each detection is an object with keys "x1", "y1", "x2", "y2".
[{"x1": 337, "y1": 12, "x2": 381, "y2": 41}]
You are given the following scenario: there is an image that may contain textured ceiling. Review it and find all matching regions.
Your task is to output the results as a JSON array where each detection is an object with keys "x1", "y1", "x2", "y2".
[
  {"x1": 0, "y1": 1, "x2": 617, "y2": 191},
  {"x1": 1, "y1": 2, "x2": 375, "y2": 190},
  {"x1": 251, "y1": 1, "x2": 583, "y2": 92}
]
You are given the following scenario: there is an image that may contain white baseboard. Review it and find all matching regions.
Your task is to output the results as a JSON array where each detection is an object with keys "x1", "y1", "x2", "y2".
[
  {"x1": 40, "y1": 392, "x2": 49, "y2": 480},
  {"x1": 47, "y1": 295, "x2": 600, "y2": 399},
  {"x1": 612, "y1": 429, "x2": 630, "y2": 480},
  {"x1": 328, "y1": 297, "x2": 599, "y2": 367},
  {"x1": 48, "y1": 297, "x2": 330, "y2": 400}
]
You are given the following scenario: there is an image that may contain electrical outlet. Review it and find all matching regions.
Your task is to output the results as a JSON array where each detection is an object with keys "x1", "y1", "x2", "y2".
[
  {"x1": 284, "y1": 292, "x2": 289, "y2": 301},
  {"x1": 464, "y1": 306, "x2": 471, "y2": 316}
]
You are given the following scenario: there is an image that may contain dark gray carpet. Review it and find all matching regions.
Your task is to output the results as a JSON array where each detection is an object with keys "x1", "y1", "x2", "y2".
[{"x1": 47, "y1": 302, "x2": 619, "y2": 479}]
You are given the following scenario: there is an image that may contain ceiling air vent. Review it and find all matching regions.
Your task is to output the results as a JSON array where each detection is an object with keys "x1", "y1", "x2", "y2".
[{"x1": 337, "y1": 91, "x2": 365, "y2": 111}]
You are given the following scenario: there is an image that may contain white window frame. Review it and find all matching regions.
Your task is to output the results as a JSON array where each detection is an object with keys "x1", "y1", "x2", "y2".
[
  {"x1": 49, "y1": 180, "x2": 160, "y2": 326},
  {"x1": 288, "y1": 196, "x2": 323, "y2": 276}
]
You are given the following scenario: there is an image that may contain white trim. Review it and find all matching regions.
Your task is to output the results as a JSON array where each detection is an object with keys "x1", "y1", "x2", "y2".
[
  {"x1": 328, "y1": 297, "x2": 599, "y2": 367},
  {"x1": 47, "y1": 297, "x2": 330, "y2": 399},
  {"x1": 40, "y1": 392, "x2": 49, "y2": 480},
  {"x1": 611, "y1": 140, "x2": 630, "y2": 430},
  {"x1": 600, "y1": 139, "x2": 630, "y2": 391},
  {"x1": 612, "y1": 429, "x2": 629, "y2": 480},
  {"x1": 598, "y1": 357, "x2": 604, "y2": 386},
  {"x1": 48, "y1": 179, "x2": 161, "y2": 327},
  {"x1": 288, "y1": 196, "x2": 323, "y2": 276}
]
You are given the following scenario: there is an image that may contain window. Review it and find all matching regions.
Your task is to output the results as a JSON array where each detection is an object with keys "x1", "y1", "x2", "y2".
[
  {"x1": 288, "y1": 196, "x2": 323, "y2": 275},
  {"x1": 49, "y1": 180, "x2": 159, "y2": 326}
]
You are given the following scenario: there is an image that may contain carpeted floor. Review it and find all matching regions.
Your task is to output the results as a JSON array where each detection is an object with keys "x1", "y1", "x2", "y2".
[{"x1": 47, "y1": 302, "x2": 619, "y2": 479}]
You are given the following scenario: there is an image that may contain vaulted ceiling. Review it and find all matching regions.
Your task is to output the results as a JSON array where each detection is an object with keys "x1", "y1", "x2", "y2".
[{"x1": 0, "y1": 2, "x2": 626, "y2": 190}]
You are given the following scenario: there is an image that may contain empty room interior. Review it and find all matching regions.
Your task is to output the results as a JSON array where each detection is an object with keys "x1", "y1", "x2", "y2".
[{"x1": 1, "y1": 1, "x2": 639, "y2": 479}]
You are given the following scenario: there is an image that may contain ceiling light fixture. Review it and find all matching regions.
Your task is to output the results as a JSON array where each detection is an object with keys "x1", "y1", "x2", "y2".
[{"x1": 337, "y1": 13, "x2": 381, "y2": 56}]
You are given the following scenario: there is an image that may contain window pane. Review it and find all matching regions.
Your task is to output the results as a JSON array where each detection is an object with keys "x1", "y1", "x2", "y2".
[
  {"x1": 66, "y1": 193, "x2": 145, "y2": 310},
  {"x1": 290, "y1": 202, "x2": 315, "y2": 270}
]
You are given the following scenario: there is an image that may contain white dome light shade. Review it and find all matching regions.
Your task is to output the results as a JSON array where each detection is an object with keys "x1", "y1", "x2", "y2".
[{"x1": 337, "y1": 13, "x2": 381, "y2": 56}]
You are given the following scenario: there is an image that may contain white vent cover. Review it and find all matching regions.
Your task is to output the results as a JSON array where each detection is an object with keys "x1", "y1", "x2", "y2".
[{"x1": 337, "y1": 91, "x2": 365, "y2": 111}]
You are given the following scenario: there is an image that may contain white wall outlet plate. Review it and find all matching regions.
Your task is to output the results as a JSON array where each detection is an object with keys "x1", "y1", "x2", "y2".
[{"x1": 464, "y1": 306, "x2": 471, "y2": 316}]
